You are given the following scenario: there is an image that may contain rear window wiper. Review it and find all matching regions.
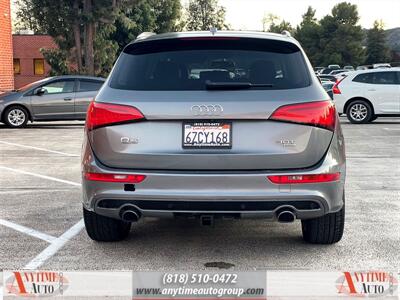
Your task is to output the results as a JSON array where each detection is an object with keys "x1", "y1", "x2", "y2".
[{"x1": 205, "y1": 81, "x2": 274, "y2": 90}]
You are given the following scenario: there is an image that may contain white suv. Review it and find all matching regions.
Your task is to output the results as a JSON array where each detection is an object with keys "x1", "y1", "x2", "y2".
[{"x1": 333, "y1": 68, "x2": 400, "y2": 123}]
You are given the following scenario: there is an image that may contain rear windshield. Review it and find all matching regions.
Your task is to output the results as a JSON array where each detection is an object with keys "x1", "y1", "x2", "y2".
[{"x1": 109, "y1": 38, "x2": 311, "y2": 91}]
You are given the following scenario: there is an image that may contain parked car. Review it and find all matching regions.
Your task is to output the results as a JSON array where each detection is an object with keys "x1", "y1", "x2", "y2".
[
  {"x1": 314, "y1": 67, "x2": 324, "y2": 73},
  {"x1": 334, "y1": 72, "x2": 350, "y2": 82},
  {"x1": 373, "y1": 63, "x2": 391, "y2": 69},
  {"x1": 329, "y1": 69, "x2": 348, "y2": 75},
  {"x1": 319, "y1": 78, "x2": 332, "y2": 84},
  {"x1": 0, "y1": 75, "x2": 105, "y2": 128},
  {"x1": 320, "y1": 65, "x2": 341, "y2": 74},
  {"x1": 318, "y1": 74, "x2": 338, "y2": 82},
  {"x1": 322, "y1": 82, "x2": 335, "y2": 99},
  {"x1": 320, "y1": 68, "x2": 335, "y2": 74},
  {"x1": 356, "y1": 65, "x2": 369, "y2": 70},
  {"x1": 328, "y1": 64, "x2": 341, "y2": 69},
  {"x1": 82, "y1": 30, "x2": 346, "y2": 244},
  {"x1": 333, "y1": 68, "x2": 400, "y2": 123},
  {"x1": 343, "y1": 65, "x2": 354, "y2": 71}
]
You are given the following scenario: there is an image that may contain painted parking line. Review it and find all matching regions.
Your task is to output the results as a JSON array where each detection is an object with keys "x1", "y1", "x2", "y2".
[
  {"x1": 0, "y1": 140, "x2": 79, "y2": 157},
  {"x1": 0, "y1": 166, "x2": 81, "y2": 187},
  {"x1": 383, "y1": 128, "x2": 400, "y2": 131},
  {"x1": 0, "y1": 221, "x2": 84, "y2": 291},
  {"x1": 24, "y1": 219, "x2": 85, "y2": 270},
  {"x1": 346, "y1": 154, "x2": 395, "y2": 158},
  {"x1": 0, "y1": 157, "x2": 84, "y2": 270},
  {"x1": 0, "y1": 219, "x2": 57, "y2": 243}
]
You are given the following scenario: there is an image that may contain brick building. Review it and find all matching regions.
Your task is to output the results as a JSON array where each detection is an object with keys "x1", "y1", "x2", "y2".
[
  {"x1": 13, "y1": 35, "x2": 57, "y2": 88},
  {"x1": 0, "y1": 0, "x2": 14, "y2": 92}
]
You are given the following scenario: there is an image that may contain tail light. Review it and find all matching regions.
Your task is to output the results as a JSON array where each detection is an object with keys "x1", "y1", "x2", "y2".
[
  {"x1": 86, "y1": 101, "x2": 145, "y2": 131},
  {"x1": 269, "y1": 100, "x2": 336, "y2": 131},
  {"x1": 85, "y1": 172, "x2": 146, "y2": 183},
  {"x1": 332, "y1": 76, "x2": 346, "y2": 94},
  {"x1": 332, "y1": 84, "x2": 341, "y2": 94},
  {"x1": 268, "y1": 173, "x2": 340, "y2": 184}
]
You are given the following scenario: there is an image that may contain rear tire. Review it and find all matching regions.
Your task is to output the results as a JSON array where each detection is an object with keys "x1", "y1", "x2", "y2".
[
  {"x1": 301, "y1": 202, "x2": 345, "y2": 244},
  {"x1": 346, "y1": 100, "x2": 373, "y2": 124},
  {"x1": 83, "y1": 206, "x2": 131, "y2": 242}
]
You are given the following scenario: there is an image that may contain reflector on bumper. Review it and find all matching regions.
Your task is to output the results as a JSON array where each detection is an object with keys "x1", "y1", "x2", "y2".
[
  {"x1": 268, "y1": 173, "x2": 340, "y2": 184},
  {"x1": 85, "y1": 172, "x2": 146, "y2": 183}
]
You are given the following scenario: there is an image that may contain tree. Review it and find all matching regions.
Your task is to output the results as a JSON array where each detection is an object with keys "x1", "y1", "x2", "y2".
[
  {"x1": 152, "y1": 0, "x2": 183, "y2": 33},
  {"x1": 14, "y1": 0, "x2": 46, "y2": 34},
  {"x1": 269, "y1": 20, "x2": 293, "y2": 34},
  {"x1": 16, "y1": 0, "x2": 182, "y2": 76},
  {"x1": 294, "y1": 6, "x2": 321, "y2": 65},
  {"x1": 318, "y1": 2, "x2": 365, "y2": 67},
  {"x1": 262, "y1": 13, "x2": 278, "y2": 32},
  {"x1": 262, "y1": 13, "x2": 293, "y2": 34},
  {"x1": 16, "y1": 0, "x2": 122, "y2": 76},
  {"x1": 185, "y1": 0, "x2": 229, "y2": 31},
  {"x1": 112, "y1": 0, "x2": 182, "y2": 54},
  {"x1": 40, "y1": 49, "x2": 71, "y2": 76},
  {"x1": 365, "y1": 20, "x2": 391, "y2": 64}
]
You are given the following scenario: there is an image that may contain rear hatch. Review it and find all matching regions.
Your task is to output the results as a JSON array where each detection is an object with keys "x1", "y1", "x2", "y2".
[{"x1": 88, "y1": 36, "x2": 334, "y2": 170}]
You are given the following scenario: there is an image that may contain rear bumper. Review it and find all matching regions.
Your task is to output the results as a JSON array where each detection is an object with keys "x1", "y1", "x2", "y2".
[
  {"x1": 82, "y1": 130, "x2": 346, "y2": 221},
  {"x1": 92, "y1": 198, "x2": 328, "y2": 220},
  {"x1": 332, "y1": 94, "x2": 346, "y2": 114}
]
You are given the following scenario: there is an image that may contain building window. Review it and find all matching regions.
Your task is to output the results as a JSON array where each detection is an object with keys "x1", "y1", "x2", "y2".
[
  {"x1": 13, "y1": 59, "x2": 21, "y2": 75},
  {"x1": 34, "y1": 58, "x2": 45, "y2": 75}
]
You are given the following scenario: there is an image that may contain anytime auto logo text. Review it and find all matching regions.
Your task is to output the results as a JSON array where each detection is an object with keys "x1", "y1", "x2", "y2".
[
  {"x1": 336, "y1": 271, "x2": 398, "y2": 297},
  {"x1": 5, "y1": 271, "x2": 69, "y2": 297}
]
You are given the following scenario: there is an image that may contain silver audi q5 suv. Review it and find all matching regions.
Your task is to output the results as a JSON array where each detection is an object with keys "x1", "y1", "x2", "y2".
[{"x1": 82, "y1": 31, "x2": 346, "y2": 244}]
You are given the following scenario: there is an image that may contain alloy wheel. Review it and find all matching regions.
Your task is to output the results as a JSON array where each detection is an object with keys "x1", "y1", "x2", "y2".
[
  {"x1": 349, "y1": 103, "x2": 368, "y2": 121},
  {"x1": 7, "y1": 108, "x2": 26, "y2": 127}
]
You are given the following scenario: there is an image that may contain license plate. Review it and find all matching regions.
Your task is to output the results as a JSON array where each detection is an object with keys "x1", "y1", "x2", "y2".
[{"x1": 182, "y1": 122, "x2": 232, "y2": 148}]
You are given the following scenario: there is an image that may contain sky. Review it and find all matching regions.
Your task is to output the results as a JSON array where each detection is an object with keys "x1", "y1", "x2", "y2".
[
  {"x1": 11, "y1": 0, "x2": 400, "y2": 31},
  {"x1": 218, "y1": 0, "x2": 400, "y2": 30}
]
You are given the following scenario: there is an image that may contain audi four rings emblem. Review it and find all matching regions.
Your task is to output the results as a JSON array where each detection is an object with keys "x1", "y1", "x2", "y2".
[{"x1": 191, "y1": 104, "x2": 223, "y2": 116}]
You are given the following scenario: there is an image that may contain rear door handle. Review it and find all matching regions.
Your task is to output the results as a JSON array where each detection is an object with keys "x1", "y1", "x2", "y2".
[
  {"x1": 63, "y1": 97, "x2": 73, "y2": 101},
  {"x1": 368, "y1": 89, "x2": 376, "y2": 91}
]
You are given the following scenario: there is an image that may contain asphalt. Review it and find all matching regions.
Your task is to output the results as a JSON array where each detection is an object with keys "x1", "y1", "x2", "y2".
[{"x1": 0, "y1": 118, "x2": 399, "y2": 271}]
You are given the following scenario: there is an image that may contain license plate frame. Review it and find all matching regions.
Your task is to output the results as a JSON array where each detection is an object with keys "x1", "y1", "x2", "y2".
[{"x1": 182, "y1": 121, "x2": 232, "y2": 149}]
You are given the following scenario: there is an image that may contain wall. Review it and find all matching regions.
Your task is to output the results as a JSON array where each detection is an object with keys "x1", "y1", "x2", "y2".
[
  {"x1": 13, "y1": 35, "x2": 57, "y2": 88},
  {"x1": 0, "y1": 0, "x2": 14, "y2": 92}
]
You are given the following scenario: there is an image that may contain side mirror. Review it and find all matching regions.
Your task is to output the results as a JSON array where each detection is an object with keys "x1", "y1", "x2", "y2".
[{"x1": 35, "y1": 87, "x2": 46, "y2": 96}]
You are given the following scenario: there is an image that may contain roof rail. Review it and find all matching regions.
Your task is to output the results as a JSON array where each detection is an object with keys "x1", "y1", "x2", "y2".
[
  {"x1": 136, "y1": 32, "x2": 156, "y2": 40},
  {"x1": 281, "y1": 30, "x2": 292, "y2": 37}
]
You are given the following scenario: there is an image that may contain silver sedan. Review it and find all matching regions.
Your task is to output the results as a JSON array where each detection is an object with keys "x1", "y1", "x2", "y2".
[{"x1": 0, "y1": 75, "x2": 105, "y2": 128}]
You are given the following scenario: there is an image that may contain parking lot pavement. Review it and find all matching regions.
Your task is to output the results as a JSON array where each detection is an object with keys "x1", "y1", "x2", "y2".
[{"x1": 0, "y1": 118, "x2": 399, "y2": 271}]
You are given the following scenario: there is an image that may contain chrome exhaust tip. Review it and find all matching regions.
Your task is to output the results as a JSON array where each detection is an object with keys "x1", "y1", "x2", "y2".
[
  {"x1": 277, "y1": 210, "x2": 296, "y2": 223},
  {"x1": 120, "y1": 206, "x2": 141, "y2": 222}
]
